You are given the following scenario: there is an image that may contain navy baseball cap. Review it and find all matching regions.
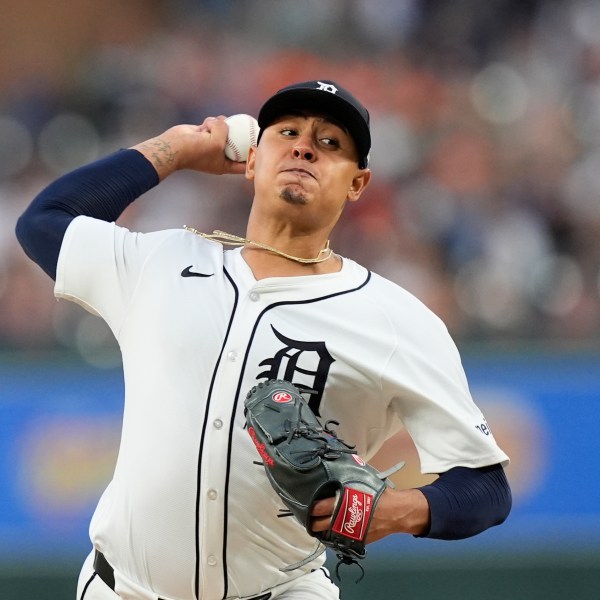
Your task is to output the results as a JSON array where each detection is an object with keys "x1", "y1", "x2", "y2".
[{"x1": 257, "y1": 80, "x2": 371, "y2": 169}]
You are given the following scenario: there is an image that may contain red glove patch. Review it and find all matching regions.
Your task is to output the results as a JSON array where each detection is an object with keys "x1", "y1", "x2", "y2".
[{"x1": 332, "y1": 487, "x2": 374, "y2": 541}]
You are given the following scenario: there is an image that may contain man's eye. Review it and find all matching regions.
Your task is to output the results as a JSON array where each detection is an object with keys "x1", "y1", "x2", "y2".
[
  {"x1": 320, "y1": 137, "x2": 339, "y2": 147},
  {"x1": 281, "y1": 128, "x2": 297, "y2": 136}
]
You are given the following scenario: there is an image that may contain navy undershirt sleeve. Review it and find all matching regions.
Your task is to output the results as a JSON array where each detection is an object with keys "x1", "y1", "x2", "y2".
[
  {"x1": 417, "y1": 463, "x2": 512, "y2": 540},
  {"x1": 15, "y1": 149, "x2": 159, "y2": 280}
]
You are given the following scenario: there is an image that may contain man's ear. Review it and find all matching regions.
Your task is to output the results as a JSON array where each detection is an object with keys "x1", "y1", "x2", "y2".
[
  {"x1": 245, "y1": 145, "x2": 256, "y2": 181},
  {"x1": 347, "y1": 169, "x2": 371, "y2": 202}
]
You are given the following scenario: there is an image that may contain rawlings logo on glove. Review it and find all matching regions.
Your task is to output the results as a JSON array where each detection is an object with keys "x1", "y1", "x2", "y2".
[
  {"x1": 247, "y1": 427, "x2": 275, "y2": 467},
  {"x1": 244, "y1": 379, "x2": 403, "y2": 581},
  {"x1": 333, "y1": 487, "x2": 373, "y2": 540}
]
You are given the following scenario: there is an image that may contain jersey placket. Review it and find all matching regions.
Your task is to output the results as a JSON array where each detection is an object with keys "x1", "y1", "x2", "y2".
[{"x1": 198, "y1": 285, "x2": 265, "y2": 600}]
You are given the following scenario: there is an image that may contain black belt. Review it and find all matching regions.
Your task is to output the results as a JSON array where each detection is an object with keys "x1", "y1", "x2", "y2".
[
  {"x1": 93, "y1": 550, "x2": 271, "y2": 600},
  {"x1": 93, "y1": 550, "x2": 116, "y2": 591}
]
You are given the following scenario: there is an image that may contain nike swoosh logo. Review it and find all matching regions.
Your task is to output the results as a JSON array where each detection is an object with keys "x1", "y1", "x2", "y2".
[{"x1": 181, "y1": 265, "x2": 214, "y2": 278}]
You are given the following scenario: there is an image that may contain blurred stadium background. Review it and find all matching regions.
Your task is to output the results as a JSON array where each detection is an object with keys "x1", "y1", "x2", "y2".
[{"x1": 1, "y1": 1, "x2": 599, "y2": 598}]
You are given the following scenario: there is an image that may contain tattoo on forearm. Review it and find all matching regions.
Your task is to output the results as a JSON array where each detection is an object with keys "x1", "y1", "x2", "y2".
[{"x1": 139, "y1": 138, "x2": 178, "y2": 168}]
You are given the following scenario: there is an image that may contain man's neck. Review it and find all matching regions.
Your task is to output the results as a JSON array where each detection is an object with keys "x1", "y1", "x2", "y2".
[{"x1": 241, "y1": 246, "x2": 342, "y2": 280}]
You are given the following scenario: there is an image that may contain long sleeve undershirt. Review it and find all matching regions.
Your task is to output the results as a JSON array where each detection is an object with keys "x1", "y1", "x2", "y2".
[{"x1": 15, "y1": 149, "x2": 158, "y2": 280}]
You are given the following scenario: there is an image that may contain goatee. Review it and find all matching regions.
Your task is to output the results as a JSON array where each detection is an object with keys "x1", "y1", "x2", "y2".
[{"x1": 280, "y1": 188, "x2": 307, "y2": 205}]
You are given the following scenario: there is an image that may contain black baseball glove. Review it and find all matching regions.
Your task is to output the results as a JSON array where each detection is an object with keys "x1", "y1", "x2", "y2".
[{"x1": 244, "y1": 379, "x2": 403, "y2": 580}]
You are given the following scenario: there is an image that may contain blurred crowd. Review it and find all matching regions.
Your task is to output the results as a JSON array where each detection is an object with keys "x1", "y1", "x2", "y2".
[{"x1": 1, "y1": 0, "x2": 600, "y2": 362}]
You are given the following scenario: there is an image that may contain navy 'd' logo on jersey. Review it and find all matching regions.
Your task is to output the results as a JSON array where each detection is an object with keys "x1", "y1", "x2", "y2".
[{"x1": 257, "y1": 325, "x2": 334, "y2": 416}]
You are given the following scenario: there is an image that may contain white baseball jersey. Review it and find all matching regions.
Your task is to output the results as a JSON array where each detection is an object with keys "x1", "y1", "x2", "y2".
[{"x1": 56, "y1": 216, "x2": 508, "y2": 600}]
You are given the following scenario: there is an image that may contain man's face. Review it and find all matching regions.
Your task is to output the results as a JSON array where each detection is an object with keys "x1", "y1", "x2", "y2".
[{"x1": 245, "y1": 113, "x2": 371, "y2": 232}]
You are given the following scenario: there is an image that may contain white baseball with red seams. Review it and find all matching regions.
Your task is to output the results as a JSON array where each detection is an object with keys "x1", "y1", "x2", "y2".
[{"x1": 224, "y1": 114, "x2": 259, "y2": 162}]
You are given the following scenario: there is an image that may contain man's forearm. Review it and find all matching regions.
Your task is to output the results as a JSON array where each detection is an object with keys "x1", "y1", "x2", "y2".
[
  {"x1": 131, "y1": 137, "x2": 180, "y2": 181},
  {"x1": 366, "y1": 463, "x2": 511, "y2": 543},
  {"x1": 365, "y1": 487, "x2": 431, "y2": 543}
]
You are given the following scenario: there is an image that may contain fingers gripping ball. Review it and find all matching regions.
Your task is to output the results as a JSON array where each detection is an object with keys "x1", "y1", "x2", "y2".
[
  {"x1": 224, "y1": 114, "x2": 259, "y2": 162},
  {"x1": 244, "y1": 379, "x2": 403, "y2": 580}
]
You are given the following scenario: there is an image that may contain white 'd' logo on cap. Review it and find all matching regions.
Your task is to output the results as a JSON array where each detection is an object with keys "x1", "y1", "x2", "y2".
[{"x1": 316, "y1": 81, "x2": 338, "y2": 94}]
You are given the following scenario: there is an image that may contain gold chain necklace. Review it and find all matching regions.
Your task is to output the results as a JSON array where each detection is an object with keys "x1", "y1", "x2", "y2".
[{"x1": 183, "y1": 227, "x2": 333, "y2": 264}]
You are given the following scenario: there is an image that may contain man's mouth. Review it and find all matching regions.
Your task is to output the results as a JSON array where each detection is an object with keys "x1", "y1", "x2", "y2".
[{"x1": 283, "y1": 168, "x2": 315, "y2": 180}]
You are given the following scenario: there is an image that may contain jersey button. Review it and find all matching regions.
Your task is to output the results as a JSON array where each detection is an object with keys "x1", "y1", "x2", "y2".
[
  {"x1": 249, "y1": 292, "x2": 259, "y2": 302},
  {"x1": 213, "y1": 419, "x2": 223, "y2": 430},
  {"x1": 227, "y1": 350, "x2": 238, "y2": 362},
  {"x1": 207, "y1": 555, "x2": 217, "y2": 566},
  {"x1": 207, "y1": 489, "x2": 218, "y2": 500}
]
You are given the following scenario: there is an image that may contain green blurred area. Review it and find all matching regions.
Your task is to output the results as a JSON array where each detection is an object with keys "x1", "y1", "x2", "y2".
[
  {"x1": 2, "y1": 553, "x2": 599, "y2": 600},
  {"x1": 336, "y1": 554, "x2": 600, "y2": 600}
]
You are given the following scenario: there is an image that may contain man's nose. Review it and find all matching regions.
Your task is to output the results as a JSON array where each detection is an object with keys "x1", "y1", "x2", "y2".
[{"x1": 292, "y1": 134, "x2": 316, "y2": 161}]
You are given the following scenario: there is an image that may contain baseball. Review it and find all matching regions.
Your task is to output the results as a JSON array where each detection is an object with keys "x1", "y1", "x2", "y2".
[{"x1": 224, "y1": 114, "x2": 259, "y2": 162}]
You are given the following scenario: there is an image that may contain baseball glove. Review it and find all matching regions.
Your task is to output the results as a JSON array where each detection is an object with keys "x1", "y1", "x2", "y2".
[{"x1": 244, "y1": 379, "x2": 403, "y2": 580}]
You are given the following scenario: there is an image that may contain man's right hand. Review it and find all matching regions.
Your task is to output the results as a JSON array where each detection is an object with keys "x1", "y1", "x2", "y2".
[{"x1": 131, "y1": 117, "x2": 248, "y2": 180}]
